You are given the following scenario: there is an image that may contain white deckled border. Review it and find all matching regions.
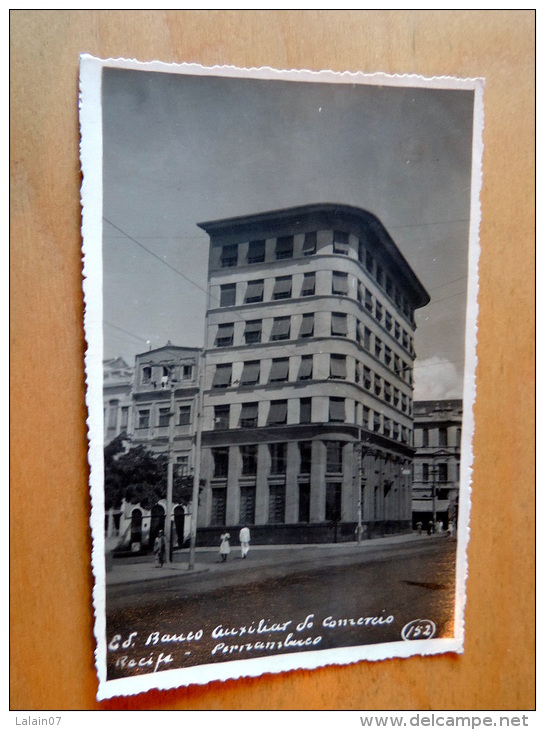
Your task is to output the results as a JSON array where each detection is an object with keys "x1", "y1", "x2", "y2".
[{"x1": 79, "y1": 55, "x2": 484, "y2": 701}]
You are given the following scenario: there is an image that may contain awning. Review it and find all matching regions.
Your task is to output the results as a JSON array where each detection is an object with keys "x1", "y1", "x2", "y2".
[
  {"x1": 412, "y1": 500, "x2": 451, "y2": 512},
  {"x1": 301, "y1": 272, "x2": 315, "y2": 294},
  {"x1": 240, "y1": 402, "x2": 258, "y2": 424},
  {"x1": 271, "y1": 317, "x2": 291, "y2": 340},
  {"x1": 330, "y1": 355, "x2": 347, "y2": 379},
  {"x1": 331, "y1": 312, "x2": 347, "y2": 336},
  {"x1": 269, "y1": 358, "x2": 289, "y2": 382},
  {"x1": 244, "y1": 319, "x2": 262, "y2": 334},
  {"x1": 267, "y1": 400, "x2": 287, "y2": 425},
  {"x1": 329, "y1": 398, "x2": 345, "y2": 422},
  {"x1": 212, "y1": 365, "x2": 232, "y2": 388},
  {"x1": 299, "y1": 314, "x2": 314, "y2": 337},
  {"x1": 273, "y1": 276, "x2": 292, "y2": 298},
  {"x1": 245, "y1": 280, "x2": 264, "y2": 301},
  {"x1": 240, "y1": 361, "x2": 260, "y2": 385},
  {"x1": 332, "y1": 271, "x2": 348, "y2": 295},
  {"x1": 298, "y1": 356, "x2": 313, "y2": 380}
]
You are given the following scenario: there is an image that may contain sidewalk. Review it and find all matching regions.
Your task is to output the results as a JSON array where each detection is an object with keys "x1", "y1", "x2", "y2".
[{"x1": 105, "y1": 531, "x2": 450, "y2": 586}]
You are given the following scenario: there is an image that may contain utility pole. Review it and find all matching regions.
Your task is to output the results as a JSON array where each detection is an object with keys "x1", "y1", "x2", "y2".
[
  {"x1": 188, "y1": 349, "x2": 204, "y2": 571},
  {"x1": 165, "y1": 368, "x2": 176, "y2": 563}
]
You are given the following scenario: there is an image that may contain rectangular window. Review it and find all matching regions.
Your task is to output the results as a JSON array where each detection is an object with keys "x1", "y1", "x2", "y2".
[
  {"x1": 363, "y1": 366, "x2": 372, "y2": 390},
  {"x1": 269, "y1": 358, "x2": 289, "y2": 383},
  {"x1": 212, "y1": 448, "x2": 229, "y2": 478},
  {"x1": 273, "y1": 275, "x2": 292, "y2": 300},
  {"x1": 333, "y1": 231, "x2": 350, "y2": 255},
  {"x1": 385, "y1": 276, "x2": 393, "y2": 297},
  {"x1": 393, "y1": 387, "x2": 400, "y2": 407},
  {"x1": 298, "y1": 355, "x2": 313, "y2": 381},
  {"x1": 301, "y1": 272, "x2": 316, "y2": 296},
  {"x1": 215, "y1": 323, "x2": 234, "y2": 347},
  {"x1": 422, "y1": 463, "x2": 429, "y2": 482},
  {"x1": 374, "y1": 374, "x2": 382, "y2": 396},
  {"x1": 268, "y1": 484, "x2": 286, "y2": 523},
  {"x1": 365, "y1": 289, "x2": 373, "y2": 312},
  {"x1": 375, "y1": 301, "x2": 383, "y2": 322},
  {"x1": 270, "y1": 317, "x2": 291, "y2": 341},
  {"x1": 439, "y1": 427, "x2": 448, "y2": 447},
  {"x1": 384, "y1": 381, "x2": 392, "y2": 403},
  {"x1": 221, "y1": 244, "x2": 238, "y2": 268},
  {"x1": 267, "y1": 400, "x2": 288, "y2": 425},
  {"x1": 401, "y1": 393, "x2": 408, "y2": 413},
  {"x1": 298, "y1": 483, "x2": 311, "y2": 523},
  {"x1": 395, "y1": 321, "x2": 401, "y2": 340},
  {"x1": 326, "y1": 482, "x2": 342, "y2": 521},
  {"x1": 107, "y1": 401, "x2": 118, "y2": 430},
  {"x1": 269, "y1": 443, "x2": 287, "y2": 474},
  {"x1": 299, "y1": 313, "x2": 314, "y2": 338},
  {"x1": 176, "y1": 455, "x2": 189, "y2": 476},
  {"x1": 402, "y1": 330, "x2": 409, "y2": 349},
  {"x1": 240, "y1": 486, "x2": 256, "y2": 524},
  {"x1": 422, "y1": 428, "x2": 429, "y2": 447},
  {"x1": 240, "y1": 445, "x2": 258, "y2": 476},
  {"x1": 329, "y1": 397, "x2": 345, "y2": 423},
  {"x1": 137, "y1": 409, "x2": 150, "y2": 429},
  {"x1": 376, "y1": 263, "x2": 384, "y2": 287},
  {"x1": 247, "y1": 240, "x2": 265, "y2": 264},
  {"x1": 244, "y1": 319, "x2": 262, "y2": 344},
  {"x1": 357, "y1": 281, "x2": 364, "y2": 304},
  {"x1": 275, "y1": 236, "x2": 293, "y2": 260},
  {"x1": 240, "y1": 402, "x2": 258, "y2": 428},
  {"x1": 182, "y1": 364, "x2": 194, "y2": 380},
  {"x1": 332, "y1": 271, "x2": 348, "y2": 295},
  {"x1": 141, "y1": 366, "x2": 152, "y2": 384},
  {"x1": 331, "y1": 312, "x2": 348, "y2": 337},
  {"x1": 244, "y1": 279, "x2": 264, "y2": 303},
  {"x1": 383, "y1": 418, "x2": 392, "y2": 437},
  {"x1": 438, "y1": 463, "x2": 448, "y2": 482},
  {"x1": 375, "y1": 337, "x2": 383, "y2": 359},
  {"x1": 299, "y1": 397, "x2": 312, "y2": 424},
  {"x1": 329, "y1": 354, "x2": 347, "y2": 380},
  {"x1": 365, "y1": 251, "x2": 374, "y2": 274},
  {"x1": 385, "y1": 311, "x2": 393, "y2": 331},
  {"x1": 326, "y1": 442, "x2": 343, "y2": 473},
  {"x1": 212, "y1": 364, "x2": 232, "y2": 389},
  {"x1": 373, "y1": 412, "x2": 381, "y2": 433},
  {"x1": 214, "y1": 405, "x2": 230, "y2": 430},
  {"x1": 120, "y1": 406, "x2": 129, "y2": 430},
  {"x1": 364, "y1": 326, "x2": 371, "y2": 350},
  {"x1": 384, "y1": 346, "x2": 392, "y2": 367},
  {"x1": 299, "y1": 441, "x2": 312, "y2": 473},
  {"x1": 240, "y1": 360, "x2": 260, "y2": 386},
  {"x1": 220, "y1": 284, "x2": 236, "y2": 307},
  {"x1": 362, "y1": 405, "x2": 370, "y2": 428},
  {"x1": 302, "y1": 232, "x2": 317, "y2": 255},
  {"x1": 179, "y1": 405, "x2": 191, "y2": 426},
  {"x1": 210, "y1": 488, "x2": 227, "y2": 526}
]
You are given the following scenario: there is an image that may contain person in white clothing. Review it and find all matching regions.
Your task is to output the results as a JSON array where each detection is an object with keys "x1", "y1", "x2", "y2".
[{"x1": 239, "y1": 526, "x2": 251, "y2": 559}]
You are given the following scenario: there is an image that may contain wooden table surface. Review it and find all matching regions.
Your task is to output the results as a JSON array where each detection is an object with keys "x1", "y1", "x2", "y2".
[{"x1": 10, "y1": 10, "x2": 535, "y2": 711}]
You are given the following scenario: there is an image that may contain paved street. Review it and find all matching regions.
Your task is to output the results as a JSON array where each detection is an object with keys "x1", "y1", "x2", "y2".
[{"x1": 105, "y1": 534, "x2": 457, "y2": 681}]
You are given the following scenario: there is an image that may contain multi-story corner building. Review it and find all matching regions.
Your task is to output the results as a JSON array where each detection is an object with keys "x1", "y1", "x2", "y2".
[
  {"x1": 411, "y1": 399, "x2": 463, "y2": 531},
  {"x1": 103, "y1": 356, "x2": 133, "y2": 445},
  {"x1": 196, "y1": 203, "x2": 430, "y2": 544}
]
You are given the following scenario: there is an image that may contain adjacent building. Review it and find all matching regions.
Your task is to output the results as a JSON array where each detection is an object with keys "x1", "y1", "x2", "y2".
[
  {"x1": 411, "y1": 399, "x2": 463, "y2": 531},
  {"x1": 103, "y1": 343, "x2": 201, "y2": 552},
  {"x1": 196, "y1": 203, "x2": 430, "y2": 544}
]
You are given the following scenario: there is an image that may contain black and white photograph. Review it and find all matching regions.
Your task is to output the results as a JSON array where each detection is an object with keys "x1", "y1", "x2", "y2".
[{"x1": 80, "y1": 57, "x2": 483, "y2": 699}]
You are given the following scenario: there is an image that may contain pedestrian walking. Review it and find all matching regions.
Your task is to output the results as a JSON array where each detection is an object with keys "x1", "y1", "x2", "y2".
[
  {"x1": 416, "y1": 521, "x2": 423, "y2": 535},
  {"x1": 239, "y1": 526, "x2": 251, "y2": 559},
  {"x1": 154, "y1": 529, "x2": 166, "y2": 567},
  {"x1": 219, "y1": 532, "x2": 231, "y2": 562},
  {"x1": 427, "y1": 519, "x2": 434, "y2": 535}
]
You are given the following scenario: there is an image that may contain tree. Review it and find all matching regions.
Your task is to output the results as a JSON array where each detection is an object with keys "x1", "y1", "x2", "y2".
[{"x1": 104, "y1": 434, "x2": 202, "y2": 511}]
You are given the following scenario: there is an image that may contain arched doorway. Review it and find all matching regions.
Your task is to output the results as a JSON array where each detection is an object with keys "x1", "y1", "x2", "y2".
[
  {"x1": 174, "y1": 505, "x2": 186, "y2": 547},
  {"x1": 149, "y1": 504, "x2": 165, "y2": 550},
  {"x1": 130, "y1": 508, "x2": 143, "y2": 547}
]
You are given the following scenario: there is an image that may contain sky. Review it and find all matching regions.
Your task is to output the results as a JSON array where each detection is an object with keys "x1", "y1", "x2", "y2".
[{"x1": 101, "y1": 66, "x2": 476, "y2": 400}]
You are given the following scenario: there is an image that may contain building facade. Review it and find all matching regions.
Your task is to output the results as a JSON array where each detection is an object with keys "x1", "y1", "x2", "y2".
[
  {"x1": 103, "y1": 356, "x2": 133, "y2": 445},
  {"x1": 411, "y1": 399, "x2": 463, "y2": 531},
  {"x1": 103, "y1": 343, "x2": 201, "y2": 552},
  {"x1": 196, "y1": 203, "x2": 430, "y2": 544}
]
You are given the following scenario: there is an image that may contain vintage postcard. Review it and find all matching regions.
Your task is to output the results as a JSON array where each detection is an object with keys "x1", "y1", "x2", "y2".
[{"x1": 79, "y1": 56, "x2": 484, "y2": 699}]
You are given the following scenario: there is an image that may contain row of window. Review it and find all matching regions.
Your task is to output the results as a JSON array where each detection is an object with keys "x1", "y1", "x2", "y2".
[
  {"x1": 418, "y1": 462, "x2": 460, "y2": 483},
  {"x1": 212, "y1": 348, "x2": 412, "y2": 392},
  {"x1": 217, "y1": 275, "x2": 414, "y2": 347},
  {"x1": 211, "y1": 398, "x2": 411, "y2": 442},
  {"x1": 136, "y1": 404, "x2": 192, "y2": 430},
  {"x1": 415, "y1": 426, "x2": 461, "y2": 449},
  {"x1": 214, "y1": 232, "x2": 415, "y2": 322},
  {"x1": 139, "y1": 363, "x2": 195, "y2": 387}
]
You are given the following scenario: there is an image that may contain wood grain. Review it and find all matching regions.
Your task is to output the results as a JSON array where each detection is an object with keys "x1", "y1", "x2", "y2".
[{"x1": 10, "y1": 10, "x2": 535, "y2": 710}]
